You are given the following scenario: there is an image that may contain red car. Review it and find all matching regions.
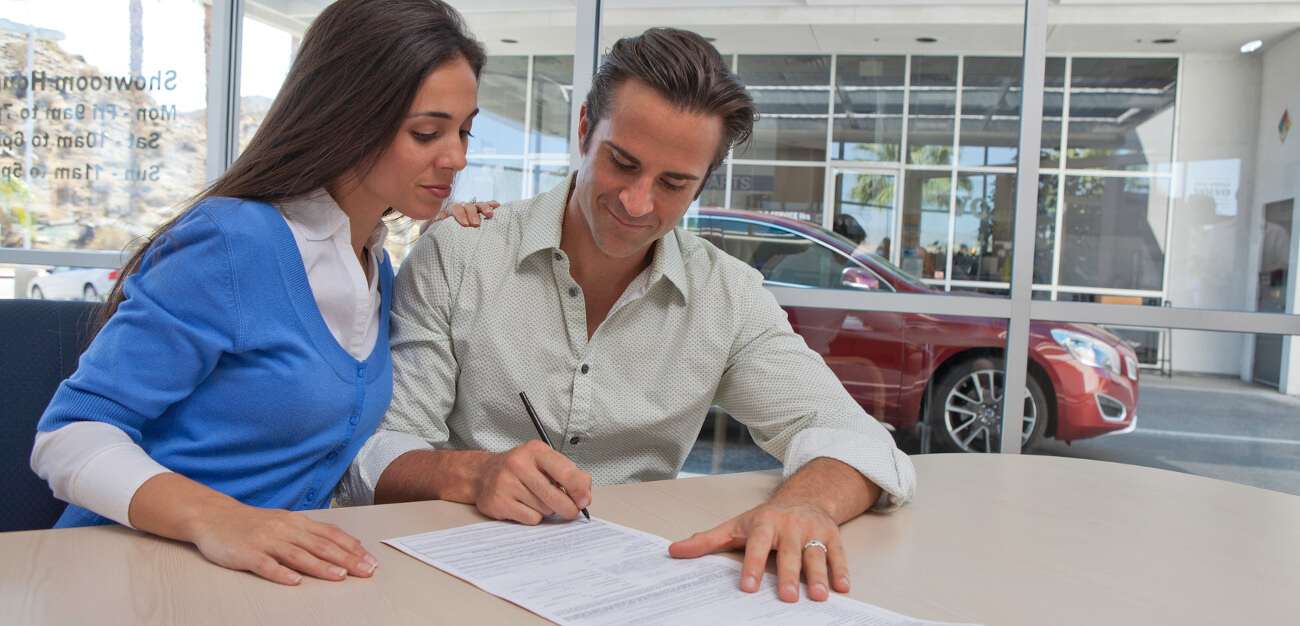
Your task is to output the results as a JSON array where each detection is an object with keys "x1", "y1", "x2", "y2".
[{"x1": 686, "y1": 208, "x2": 1139, "y2": 453}]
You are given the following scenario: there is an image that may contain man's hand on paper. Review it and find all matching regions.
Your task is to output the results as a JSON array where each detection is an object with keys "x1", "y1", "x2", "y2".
[
  {"x1": 473, "y1": 440, "x2": 593, "y2": 525},
  {"x1": 667, "y1": 457, "x2": 881, "y2": 603}
]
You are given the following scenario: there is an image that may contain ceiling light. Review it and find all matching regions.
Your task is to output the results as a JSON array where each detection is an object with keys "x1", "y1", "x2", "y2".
[
  {"x1": 916, "y1": 37, "x2": 937, "y2": 43},
  {"x1": 1152, "y1": 38, "x2": 1176, "y2": 44},
  {"x1": 1241, "y1": 40, "x2": 1263, "y2": 53},
  {"x1": 501, "y1": 38, "x2": 518, "y2": 44},
  {"x1": 703, "y1": 36, "x2": 717, "y2": 42}
]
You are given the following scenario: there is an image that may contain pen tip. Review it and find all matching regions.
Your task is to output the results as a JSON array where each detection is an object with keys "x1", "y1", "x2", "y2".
[{"x1": 582, "y1": 509, "x2": 591, "y2": 521}]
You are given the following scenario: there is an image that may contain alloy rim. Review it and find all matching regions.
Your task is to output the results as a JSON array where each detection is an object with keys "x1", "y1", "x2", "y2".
[{"x1": 942, "y1": 369, "x2": 1037, "y2": 453}]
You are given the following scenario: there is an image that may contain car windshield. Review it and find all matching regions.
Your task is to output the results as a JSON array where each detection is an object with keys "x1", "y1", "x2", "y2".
[{"x1": 800, "y1": 221, "x2": 931, "y2": 289}]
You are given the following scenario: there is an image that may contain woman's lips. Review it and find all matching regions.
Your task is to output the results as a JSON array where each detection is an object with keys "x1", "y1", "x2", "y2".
[{"x1": 425, "y1": 185, "x2": 452, "y2": 199}]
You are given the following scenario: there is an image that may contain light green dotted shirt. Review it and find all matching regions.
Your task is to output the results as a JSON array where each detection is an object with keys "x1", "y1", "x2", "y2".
[{"x1": 339, "y1": 174, "x2": 915, "y2": 511}]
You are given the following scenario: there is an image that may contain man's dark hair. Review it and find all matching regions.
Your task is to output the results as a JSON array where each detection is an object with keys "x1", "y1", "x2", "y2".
[{"x1": 583, "y1": 28, "x2": 757, "y2": 189}]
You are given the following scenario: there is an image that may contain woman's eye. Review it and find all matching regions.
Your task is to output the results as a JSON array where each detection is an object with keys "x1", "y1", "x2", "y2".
[
  {"x1": 413, "y1": 131, "x2": 438, "y2": 142},
  {"x1": 460, "y1": 129, "x2": 474, "y2": 139}
]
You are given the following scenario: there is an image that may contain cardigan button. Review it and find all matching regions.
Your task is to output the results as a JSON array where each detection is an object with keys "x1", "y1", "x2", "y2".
[{"x1": 349, "y1": 414, "x2": 360, "y2": 425}]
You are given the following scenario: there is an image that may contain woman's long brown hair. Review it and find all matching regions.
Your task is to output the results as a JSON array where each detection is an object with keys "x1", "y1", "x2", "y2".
[{"x1": 96, "y1": 0, "x2": 486, "y2": 332}]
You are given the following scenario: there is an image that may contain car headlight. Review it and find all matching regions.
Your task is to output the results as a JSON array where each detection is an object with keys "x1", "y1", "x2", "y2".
[{"x1": 1051, "y1": 329, "x2": 1122, "y2": 376}]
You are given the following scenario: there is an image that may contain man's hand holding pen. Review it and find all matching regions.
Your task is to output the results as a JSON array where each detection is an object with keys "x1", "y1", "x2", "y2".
[{"x1": 471, "y1": 440, "x2": 593, "y2": 525}]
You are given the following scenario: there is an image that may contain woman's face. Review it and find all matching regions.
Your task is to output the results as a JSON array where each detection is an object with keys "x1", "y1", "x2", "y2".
[{"x1": 354, "y1": 56, "x2": 479, "y2": 220}]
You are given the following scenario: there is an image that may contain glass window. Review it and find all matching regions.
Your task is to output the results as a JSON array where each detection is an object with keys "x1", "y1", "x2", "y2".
[
  {"x1": 472, "y1": 56, "x2": 528, "y2": 157},
  {"x1": 735, "y1": 55, "x2": 831, "y2": 162},
  {"x1": 1040, "y1": 57, "x2": 1067, "y2": 168},
  {"x1": 715, "y1": 219, "x2": 854, "y2": 289},
  {"x1": 953, "y1": 172, "x2": 1016, "y2": 282},
  {"x1": 958, "y1": 57, "x2": 1022, "y2": 168},
  {"x1": 900, "y1": 170, "x2": 952, "y2": 280},
  {"x1": 907, "y1": 56, "x2": 957, "y2": 166},
  {"x1": 728, "y1": 164, "x2": 824, "y2": 224},
  {"x1": 1058, "y1": 174, "x2": 1168, "y2": 291},
  {"x1": 529, "y1": 55, "x2": 572, "y2": 156},
  {"x1": 0, "y1": 0, "x2": 209, "y2": 253},
  {"x1": 832, "y1": 170, "x2": 895, "y2": 259},
  {"x1": 1066, "y1": 58, "x2": 1177, "y2": 172},
  {"x1": 832, "y1": 56, "x2": 906, "y2": 162}
]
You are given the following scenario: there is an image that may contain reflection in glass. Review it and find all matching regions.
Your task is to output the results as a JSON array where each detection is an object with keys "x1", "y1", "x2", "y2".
[
  {"x1": 907, "y1": 56, "x2": 957, "y2": 166},
  {"x1": 1033, "y1": 174, "x2": 1059, "y2": 285},
  {"x1": 455, "y1": 159, "x2": 525, "y2": 204},
  {"x1": 958, "y1": 57, "x2": 1022, "y2": 168},
  {"x1": 832, "y1": 56, "x2": 905, "y2": 162},
  {"x1": 954, "y1": 172, "x2": 1015, "y2": 282},
  {"x1": 530, "y1": 56, "x2": 573, "y2": 155},
  {"x1": 729, "y1": 165, "x2": 824, "y2": 223},
  {"x1": 472, "y1": 56, "x2": 528, "y2": 156},
  {"x1": 528, "y1": 162, "x2": 570, "y2": 199},
  {"x1": 1058, "y1": 175, "x2": 1167, "y2": 291},
  {"x1": 699, "y1": 170, "x2": 726, "y2": 208},
  {"x1": 0, "y1": 0, "x2": 208, "y2": 252},
  {"x1": 833, "y1": 171, "x2": 894, "y2": 260},
  {"x1": 736, "y1": 55, "x2": 830, "y2": 161},
  {"x1": 1066, "y1": 58, "x2": 1177, "y2": 171},
  {"x1": 900, "y1": 170, "x2": 953, "y2": 280},
  {"x1": 1040, "y1": 58, "x2": 1067, "y2": 167}
]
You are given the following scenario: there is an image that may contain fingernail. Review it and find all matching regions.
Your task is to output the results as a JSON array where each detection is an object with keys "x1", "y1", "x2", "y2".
[
  {"x1": 576, "y1": 496, "x2": 590, "y2": 508},
  {"x1": 359, "y1": 561, "x2": 376, "y2": 575},
  {"x1": 813, "y1": 583, "x2": 826, "y2": 596},
  {"x1": 364, "y1": 554, "x2": 378, "y2": 567},
  {"x1": 783, "y1": 584, "x2": 797, "y2": 598},
  {"x1": 330, "y1": 566, "x2": 347, "y2": 579},
  {"x1": 287, "y1": 572, "x2": 302, "y2": 585},
  {"x1": 839, "y1": 576, "x2": 850, "y2": 589},
  {"x1": 742, "y1": 576, "x2": 757, "y2": 590}
]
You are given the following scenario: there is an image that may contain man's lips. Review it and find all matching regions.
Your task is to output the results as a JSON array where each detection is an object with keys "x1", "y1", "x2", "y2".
[{"x1": 606, "y1": 204, "x2": 652, "y2": 228}]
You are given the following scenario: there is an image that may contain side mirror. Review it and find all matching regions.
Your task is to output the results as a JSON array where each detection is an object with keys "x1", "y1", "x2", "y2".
[{"x1": 841, "y1": 267, "x2": 880, "y2": 291}]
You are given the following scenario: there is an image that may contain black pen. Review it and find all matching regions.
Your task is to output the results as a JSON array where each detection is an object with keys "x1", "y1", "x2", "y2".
[{"x1": 519, "y1": 391, "x2": 591, "y2": 521}]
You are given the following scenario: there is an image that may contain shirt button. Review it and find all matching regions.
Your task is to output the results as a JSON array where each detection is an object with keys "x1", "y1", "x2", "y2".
[
  {"x1": 554, "y1": 251, "x2": 563, "y2": 261},
  {"x1": 569, "y1": 436, "x2": 580, "y2": 445},
  {"x1": 305, "y1": 489, "x2": 317, "y2": 501},
  {"x1": 349, "y1": 414, "x2": 360, "y2": 425},
  {"x1": 357, "y1": 368, "x2": 365, "y2": 378},
  {"x1": 581, "y1": 364, "x2": 589, "y2": 374},
  {"x1": 569, "y1": 286, "x2": 578, "y2": 297}
]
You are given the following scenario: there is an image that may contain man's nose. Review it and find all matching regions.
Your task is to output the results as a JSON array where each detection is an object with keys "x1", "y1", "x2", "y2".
[{"x1": 621, "y1": 177, "x2": 654, "y2": 218}]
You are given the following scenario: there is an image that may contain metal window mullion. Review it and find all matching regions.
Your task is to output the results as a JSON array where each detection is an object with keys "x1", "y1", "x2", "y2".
[
  {"x1": 206, "y1": 0, "x2": 241, "y2": 182},
  {"x1": 897, "y1": 55, "x2": 912, "y2": 267},
  {"x1": 569, "y1": 0, "x2": 600, "y2": 172},
  {"x1": 1001, "y1": 0, "x2": 1049, "y2": 454},
  {"x1": 947, "y1": 55, "x2": 964, "y2": 292},
  {"x1": 522, "y1": 54, "x2": 535, "y2": 198},
  {"x1": 1050, "y1": 56, "x2": 1073, "y2": 302},
  {"x1": 823, "y1": 54, "x2": 838, "y2": 230}
]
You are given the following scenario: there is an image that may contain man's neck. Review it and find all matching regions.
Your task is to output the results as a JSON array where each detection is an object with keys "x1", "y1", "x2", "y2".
[{"x1": 559, "y1": 195, "x2": 654, "y2": 338}]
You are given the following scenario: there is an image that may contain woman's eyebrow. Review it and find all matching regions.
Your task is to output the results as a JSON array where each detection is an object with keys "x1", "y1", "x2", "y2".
[{"x1": 407, "y1": 107, "x2": 480, "y2": 120}]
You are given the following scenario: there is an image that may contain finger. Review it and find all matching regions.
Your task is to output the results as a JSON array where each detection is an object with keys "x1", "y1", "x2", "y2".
[
  {"x1": 307, "y1": 523, "x2": 377, "y2": 577},
  {"x1": 246, "y1": 552, "x2": 303, "y2": 586},
  {"x1": 803, "y1": 541, "x2": 830, "y2": 601},
  {"x1": 828, "y1": 538, "x2": 850, "y2": 593},
  {"x1": 776, "y1": 534, "x2": 803, "y2": 602},
  {"x1": 486, "y1": 498, "x2": 544, "y2": 526},
  {"x1": 667, "y1": 524, "x2": 742, "y2": 559},
  {"x1": 475, "y1": 201, "x2": 495, "y2": 217},
  {"x1": 536, "y1": 453, "x2": 592, "y2": 511},
  {"x1": 518, "y1": 466, "x2": 580, "y2": 519},
  {"x1": 272, "y1": 543, "x2": 348, "y2": 582},
  {"x1": 451, "y1": 204, "x2": 474, "y2": 227},
  {"x1": 739, "y1": 527, "x2": 774, "y2": 594}
]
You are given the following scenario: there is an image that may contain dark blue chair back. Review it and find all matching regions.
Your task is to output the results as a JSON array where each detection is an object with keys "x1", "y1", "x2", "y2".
[{"x1": 0, "y1": 299, "x2": 99, "y2": 532}]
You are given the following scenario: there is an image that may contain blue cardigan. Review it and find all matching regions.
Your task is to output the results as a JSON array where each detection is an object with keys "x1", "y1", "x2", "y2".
[{"x1": 38, "y1": 198, "x2": 393, "y2": 527}]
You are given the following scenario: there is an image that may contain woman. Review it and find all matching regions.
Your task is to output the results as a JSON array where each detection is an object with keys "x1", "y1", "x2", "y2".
[{"x1": 31, "y1": 0, "x2": 493, "y2": 585}]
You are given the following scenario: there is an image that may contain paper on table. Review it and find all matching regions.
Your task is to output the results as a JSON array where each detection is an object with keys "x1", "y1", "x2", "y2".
[{"x1": 384, "y1": 517, "x2": 977, "y2": 626}]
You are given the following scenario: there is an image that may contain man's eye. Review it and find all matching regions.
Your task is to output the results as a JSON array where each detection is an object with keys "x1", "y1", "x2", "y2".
[
  {"x1": 662, "y1": 179, "x2": 688, "y2": 192},
  {"x1": 609, "y1": 154, "x2": 636, "y2": 172}
]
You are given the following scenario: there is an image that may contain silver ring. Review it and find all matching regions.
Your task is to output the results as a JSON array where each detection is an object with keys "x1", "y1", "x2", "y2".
[{"x1": 802, "y1": 540, "x2": 827, "y2": 554}]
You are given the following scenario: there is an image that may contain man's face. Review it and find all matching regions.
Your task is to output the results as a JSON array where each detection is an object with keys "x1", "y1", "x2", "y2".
[{"x1": 568, "y1": 80, "x2": 724, "y2": 261}]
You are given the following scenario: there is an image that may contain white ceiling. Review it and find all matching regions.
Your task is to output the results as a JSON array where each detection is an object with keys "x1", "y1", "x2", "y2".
[{"x1": 245, "y1": 1, "x2": 1300, "y2": 57}]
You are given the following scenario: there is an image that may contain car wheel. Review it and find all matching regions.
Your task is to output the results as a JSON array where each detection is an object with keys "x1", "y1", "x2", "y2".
[
  {"x1": 927, "y1": 358, "x2": 1047, "y2": 453},
  {"x1": 31, "y1": 285, "x2": 44, "y2": 299},
  {"x1": 83, "y1": 284, "x2": 99, "y2": 301}
]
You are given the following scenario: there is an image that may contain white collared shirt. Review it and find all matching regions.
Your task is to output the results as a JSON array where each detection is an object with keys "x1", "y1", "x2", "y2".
[
  {"x1": 280, "y1": 188, "x2": 388, "y2": 361},
  {"x1": 31, "y1": 190, "x2": 387, "y2": 527}
]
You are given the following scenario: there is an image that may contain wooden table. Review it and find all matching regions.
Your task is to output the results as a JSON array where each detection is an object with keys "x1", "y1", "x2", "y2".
[{"x1": 4, "y1": 454, "x2": 1299, "y2": 625}]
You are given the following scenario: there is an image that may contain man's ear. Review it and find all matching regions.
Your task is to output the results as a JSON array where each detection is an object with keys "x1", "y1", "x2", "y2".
[{"x1": 577, "y1": 104, "x2": 590, "y2": 155}]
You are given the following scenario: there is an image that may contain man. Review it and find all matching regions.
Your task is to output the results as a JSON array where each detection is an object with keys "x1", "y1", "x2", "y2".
[{"x1": 341, "y1": 28, "x2": 915, "y2": 603}]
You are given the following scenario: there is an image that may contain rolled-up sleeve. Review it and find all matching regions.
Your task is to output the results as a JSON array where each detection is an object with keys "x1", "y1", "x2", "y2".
[{"x1": 712, "y1": 278, "x2": 915, "y2": 512}]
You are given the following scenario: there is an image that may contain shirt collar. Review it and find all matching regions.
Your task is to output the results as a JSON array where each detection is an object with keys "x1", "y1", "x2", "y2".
[
  {"x1": 517, "y1": 172, "x2": 688, "y2": 304},
  {"x1": 280, "y1": 188, "x2": 388, "y2": 249}
]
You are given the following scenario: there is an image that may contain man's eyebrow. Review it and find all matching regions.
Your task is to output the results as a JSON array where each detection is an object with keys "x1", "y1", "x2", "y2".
[
  {"x1": 605, "y1": 140, "x2": 701, "y2": 181},
  {"x1": 407, "y1": 108, "x2": 480, "y2": 120}
]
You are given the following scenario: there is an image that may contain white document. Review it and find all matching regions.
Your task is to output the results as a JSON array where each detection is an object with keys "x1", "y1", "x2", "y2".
[{"x1": 384, "y1": 517, "x2": 976, "y2": 626}]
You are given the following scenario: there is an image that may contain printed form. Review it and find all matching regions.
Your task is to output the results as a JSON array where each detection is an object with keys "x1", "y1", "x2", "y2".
[{"x1": 384, "y1": 517, "x2": 976, "y2": 626}]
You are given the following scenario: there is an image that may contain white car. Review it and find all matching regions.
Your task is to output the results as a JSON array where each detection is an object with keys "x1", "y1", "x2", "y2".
[{"x1": 28, "y1": 267, "x2": 118, "y2": 301}]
